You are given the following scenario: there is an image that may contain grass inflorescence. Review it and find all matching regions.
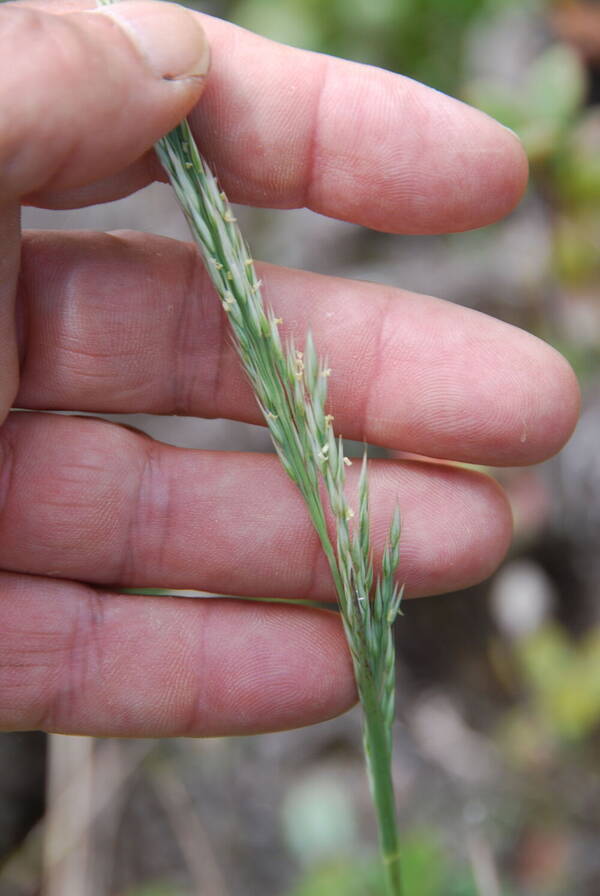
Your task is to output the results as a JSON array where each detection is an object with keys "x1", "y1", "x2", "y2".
[
  {"x1": 98, "y1": 3, "x2": 404, "y2": 888},
  {"x1": 156, "y1": 120, "x2": 405, "y2": 896}
]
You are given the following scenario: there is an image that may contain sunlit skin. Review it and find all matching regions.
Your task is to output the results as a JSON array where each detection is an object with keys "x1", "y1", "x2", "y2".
[{"x1": 0, "y1": 0, "x2": 579, "y2": 737}]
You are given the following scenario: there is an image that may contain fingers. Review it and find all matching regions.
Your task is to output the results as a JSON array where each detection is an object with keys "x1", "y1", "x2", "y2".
[
  {"x1": 191, "y1": 13, "x2": 528, "y2": 233},
  {"x1": 17, "y1": 230, "x2": 580, "y2": 466},
  {"x1": 20, "y1": 1, "x2": 527, "y2": 232},
  {"x1": 0, "y1": 412, "x2": 512, "y2": 600},
  {"x1": 0, "y1": 573, "x2": 356, "y2": 735},
  {"x1": 0, "y1": 1, "x2": 209, "y2": 201}
]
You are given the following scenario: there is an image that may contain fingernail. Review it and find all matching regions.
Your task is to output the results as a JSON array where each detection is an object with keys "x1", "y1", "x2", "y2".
[{"x1": 95, "y1": 1, "x2": 210, "y2": 80}]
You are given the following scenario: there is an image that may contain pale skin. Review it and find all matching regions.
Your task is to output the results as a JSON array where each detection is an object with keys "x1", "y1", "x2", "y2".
[{"x1": 0, "y1": 0, "x2": 580, "y2": 737}]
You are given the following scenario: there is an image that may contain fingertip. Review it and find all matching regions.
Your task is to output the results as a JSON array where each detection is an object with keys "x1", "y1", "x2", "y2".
[
  {"x1": 401, "y1": 462, "x2": 514, "y2": 598},
  {"x1": 468, "y1": 470, "x2": 514, "y2": 584},
  {"x1": 417, "y1": 96, "x2": 530, "y2": 233},
  {"x1": 484, "y1": 328, "x2": 580, "y2": 467},
  {"x1": 205, "y1": 605, "x2": 357, "y2": 735},
  {"x1": 92, "y1": 0, "x2": 210, "y2": 81},
  {"x1": 473, "y1": 115, "x2": 530, "y2": 228},
  {"x1": 527, "y1": 341, "x2": 581, "y2": 462}
]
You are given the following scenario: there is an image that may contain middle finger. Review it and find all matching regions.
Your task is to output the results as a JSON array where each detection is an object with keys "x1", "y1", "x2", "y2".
[{"x1": 16, "y1": 229, "x2": 578, "y2": 466}]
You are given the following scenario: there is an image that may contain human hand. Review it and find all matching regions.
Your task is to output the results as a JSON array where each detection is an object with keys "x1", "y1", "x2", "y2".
[{"x1": 0, "y1": 0, "x2": 579, "y2": 737}]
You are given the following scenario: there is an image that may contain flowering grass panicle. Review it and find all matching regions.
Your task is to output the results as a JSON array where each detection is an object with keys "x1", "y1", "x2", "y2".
[
  {"x1": 155, "y1": 120, "x2": 405, "y2": 896},
  {"x1": 97, "y1": 4, "x2": 404, "y2": 887}
]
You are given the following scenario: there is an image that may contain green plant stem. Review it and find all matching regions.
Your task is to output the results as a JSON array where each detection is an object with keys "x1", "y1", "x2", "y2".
[{"x1": 363, "y1": 693, "x2": 403, "y2": 895}]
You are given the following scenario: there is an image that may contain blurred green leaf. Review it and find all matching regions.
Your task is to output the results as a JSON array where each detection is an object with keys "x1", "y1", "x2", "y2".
[
  {"x1": 230, "y1": 0, "x2": 521, "y2": 92},
  {"x1": 519, "y1": 625, "x2": 600, "y2": 742},
  {"x1": 287, "y1": 860, "x2": 383, "y2": 896},
  {"x1": 123, "y1": 883, "x2": 188, "y2": 896},
  {"x1": 554, "y1": 110, "x2": 600, "y2": 206},
  {"x1": 554, "y1": 214, "x2": 600, "y2": 283},
  {"x1": 526, "y1": 45, "x2": 585, "y2": 130},
  {"x1": 229, "y1": 0, "x2": 321, "y2": 48},
  {"x1": 465, "y1": 44, "x2": 586, "y2": 162},
  {"x1": 287, "y1": 831, "x2": 488, "y2": 896}
]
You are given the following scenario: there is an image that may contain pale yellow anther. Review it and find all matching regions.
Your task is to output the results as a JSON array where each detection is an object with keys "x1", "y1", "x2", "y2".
[
  {"x1": 266, "y1": 412, "x2": 279, "y2": 420},
  {"x1": 214, "y1": 261, "x2": 224, "y2": 270},
  {"x1": 223, "y1": 211, "x2": 237, "y2": 223},
  {"x1": 293, "y1": 349, "x2": 305, "y2": 379},
  {"x1": 184, "y1": 162, "x2": 193, "y2": 169},
  {"x1": 273, "y1": 317, "x2": 283, "y2": 326},
  {"x1": 343, "y1": 457, "x2": 352, "y2": 467},
  {"x1": 346, "y1": 507, "x2": 355, "y2": 520},
  {"x1": 325, "y1": 414, "x2": 335, "y2": 424},
  {"x1": 245, "y1": 258, "x2": 254, "y2": 266},
  {"x1": 226, "y1": 271, "x2": 234, "y2": 281},
  {"x1": 322, "y1": 368, "x2": 332, "y2": 377}
]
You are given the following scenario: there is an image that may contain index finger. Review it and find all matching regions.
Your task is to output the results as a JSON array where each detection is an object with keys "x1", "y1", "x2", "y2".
[{"x1": 26, "y1": 0, "x2": 528, "y2": 234}]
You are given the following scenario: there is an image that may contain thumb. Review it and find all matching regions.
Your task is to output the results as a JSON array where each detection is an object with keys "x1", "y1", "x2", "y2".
[{"x1": 0, "y1": 1, "x2": 210, "y2": 201}]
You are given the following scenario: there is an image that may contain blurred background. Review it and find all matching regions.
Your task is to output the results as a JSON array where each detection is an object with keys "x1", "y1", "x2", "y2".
[{"x1": 3, "y1": 0, "x2": 600, "y2": 893}]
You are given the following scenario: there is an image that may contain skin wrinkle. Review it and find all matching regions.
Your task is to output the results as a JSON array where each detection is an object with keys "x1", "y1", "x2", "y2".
[
  {"x1": 45, "y1": 585, "x2": 105, "y2": 732},
  {"x1": 15, "y1": 252, "x2": 30, "y2": 373},
  {"x1": 184, "y1": 594, "x2": 213, "y2": 737},
  {"x1": 195, "y1": 252, "x2": 230, "y2": 421},
  {"x1": 0, "y1": 428, "x2": 15, "y2": 527},
  {"x1": 301, "y1": 523, "x2": 332, "y2": 603},
  {"x1": 172, "y1": 241, "x2": 203, "y2": 416},
  {"x1": 0, "y1": 202, "x2": 20, "y2": 416},
  {"x1": 121, "y1": 438, "x2": 169, "y2": 585},
  {"x1": 300, "y1": 53, "x2": 330, "y2": 212},
  {"x1": 361, "y1": 290, "x2": 396, "y2": 445}
]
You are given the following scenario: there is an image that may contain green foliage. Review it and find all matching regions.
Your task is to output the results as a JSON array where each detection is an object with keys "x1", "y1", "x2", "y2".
[
  {"x1": 553, "y1": 111, "x2": 600, "y2": 208},
  {"x1": 520, "y1": 625, "x2": 600, "y2": 742},
  {"x1": 123, "y1": 884, "x2": 188, "y2": 896},
  {"x1": 465, "y1": 43, "x2": 586, "y2": 162},
  {"x1": 288, "y1": 860, "x2": 384, "y2": 896},
  {"x1": 230, "y1": 0, "x2": 520, "y2": 93},
  {"x1": 287, "y1": 832, "x2": 488, "y2": 896},
  {"x1": 553, "y1": 212, "x2": 600, "y2": 286},
  {"x1": 500, "y1": 622, "x2": 600, "y2": 773}
]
